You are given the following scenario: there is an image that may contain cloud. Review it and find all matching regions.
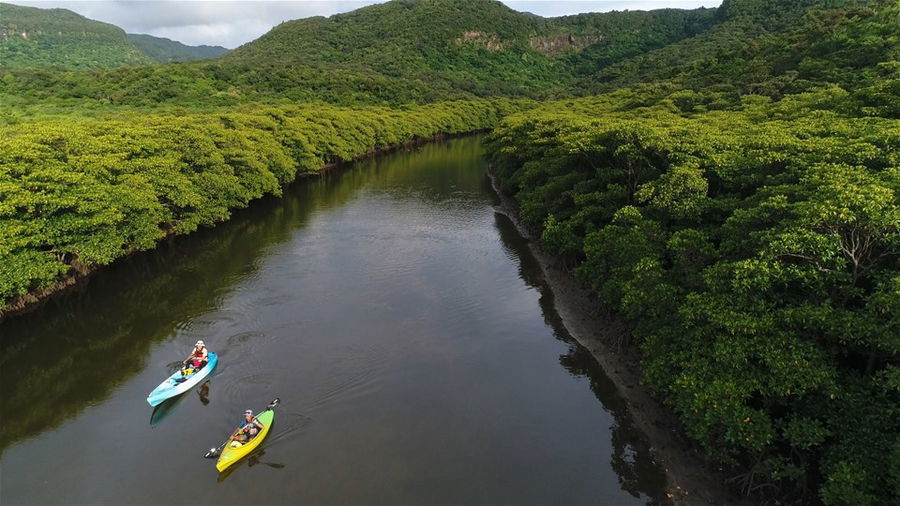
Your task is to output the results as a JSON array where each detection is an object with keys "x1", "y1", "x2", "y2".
[
  {"x1": 7, "y1": 1, "x2": 383, "y2": 48},
  {"x1": 6, "y1": 1, "x2": 718, "y2": 48}
]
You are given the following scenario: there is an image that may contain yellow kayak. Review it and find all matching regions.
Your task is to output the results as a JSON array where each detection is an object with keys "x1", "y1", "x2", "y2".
[{"x1": 215, "y1": 405, "x2": 276, "y2": 472}]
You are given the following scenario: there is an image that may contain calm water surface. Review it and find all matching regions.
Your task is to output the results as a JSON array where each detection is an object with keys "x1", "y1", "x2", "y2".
[{"x1": 1, "y1": 137, "x2": 668, "y2": 505}]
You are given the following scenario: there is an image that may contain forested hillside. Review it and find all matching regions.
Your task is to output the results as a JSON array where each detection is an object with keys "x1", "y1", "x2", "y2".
[
  {"x1": 0, "y1": 2, "x2": 152, "y2": 68},
  {"x1": 223, "y1": 0, "x2": 716, "y2": 96},
  {"x1": 3, "y1": 0, "x2": 892, "y2": 109},
  {"x1": 0, "y1": 0, "x2": 717, "y2": 109},
  {"x1": 126, "y1": 34, "x2": 228, "y2": 63},
  {"x1": 582, "y1": 0, "x2": 899, "y2": 99}
]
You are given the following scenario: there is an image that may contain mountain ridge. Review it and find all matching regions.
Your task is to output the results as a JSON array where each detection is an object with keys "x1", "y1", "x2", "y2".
[
  {"x1": 0, "y1": 2, "x2": 229, "y2": 68},
  {"x1": 0, "y1": 0, "x2": 894, "y2": 111},
  {"x1": 0, "y1": 2, "x2": 152, "y2": 68},
  {"x1": 221, "y1": 0, "x2": 718, "y2": 96},
  {"x1": 580, "y1": 0, "x2": 898, "y2": 97},
  {"x1": 126, "y1": 33, "x2": 229, "y2": 63}
]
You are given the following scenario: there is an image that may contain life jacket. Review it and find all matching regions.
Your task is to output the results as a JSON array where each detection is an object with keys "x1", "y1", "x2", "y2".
[{"x1": 239, "y1": 418, "x2": 260, "y2": 434}]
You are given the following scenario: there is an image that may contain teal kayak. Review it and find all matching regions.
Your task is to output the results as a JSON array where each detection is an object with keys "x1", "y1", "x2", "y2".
[{"x1": 147, "y1": 352, "x2": 217, "y2": 406}]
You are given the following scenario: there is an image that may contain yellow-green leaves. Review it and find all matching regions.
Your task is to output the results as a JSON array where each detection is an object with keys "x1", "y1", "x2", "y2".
[{"x1": 0, "y1": 98, "x2": 532, "y2": 305}]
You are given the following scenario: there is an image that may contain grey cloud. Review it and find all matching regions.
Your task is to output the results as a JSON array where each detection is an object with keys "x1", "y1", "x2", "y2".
[
  {"x1": 8, "y1": 1, "x2": 716, "y2": 48},
  {"x1": 9, "y1": 1, "x2": 383, "y2": 47}
]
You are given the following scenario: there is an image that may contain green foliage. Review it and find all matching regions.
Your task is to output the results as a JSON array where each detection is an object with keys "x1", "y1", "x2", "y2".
[
  {"x1": 581, "y1": 0, "x2": 900, "y2": 102},
  {"x1": 223, "y1": 0, "x2": 717, "y2": 94},
  {"x1": 0, "y1": 98, "x2": 532, "y2": 306},
  {"x1": 0, "y1": 2, "x2": 152, "y2": 69},
  {"x1": 486, "y1": 87, "x2": 900, "y2": 503},
  {"x1": 126, "y1": 34, "x2": 228, "y2": 63},
  {"x1": 561, "y1": 8, "x2": 716, "y2": 75}
]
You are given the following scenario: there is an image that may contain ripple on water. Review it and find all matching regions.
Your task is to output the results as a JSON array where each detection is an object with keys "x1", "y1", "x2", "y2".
[
  {"x1": 301, "y1": 341, "x2": 390, "y2": 414},
  {"x1": 265, "y1": 411, "x2": 314, "y2": 446},
  {"x1": 216, "y1": 366, "x2": 277, "y2": 404},
  {"x1": 224, "y1": 331, "x2": 270, "y2": 349},
  {"x1": 173, "y1": 319, "x2": 194, "y2": 332},
  {"x1": 213, "y1": 330, "x2": 280, "y2": 401}
]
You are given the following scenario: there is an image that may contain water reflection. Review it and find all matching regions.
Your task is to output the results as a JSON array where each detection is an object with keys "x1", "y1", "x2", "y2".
[
  {"x1": 493, "y1": 211, "x2": 669, "y2": 504},
  {"x1": 199, "y1": 380, "x2": 211, "y2": 405},
  {"x1": 0, "y1": 161, "x2": 363, "y2": 454},
  {"x1": 150, "y1": 394, "x2": 188, "y2": 427},
  {"x1": 216, "y1": 449, "x2": 286, "y2": 483}
]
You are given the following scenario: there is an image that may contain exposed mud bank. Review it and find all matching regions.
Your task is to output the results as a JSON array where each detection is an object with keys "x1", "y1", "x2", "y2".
[
  {"x1": 0, "y1": 131, "x2": 483, "y2": 322},
  {"x1": 488, "y1": 172, "x2": 754, "y2": 506}
]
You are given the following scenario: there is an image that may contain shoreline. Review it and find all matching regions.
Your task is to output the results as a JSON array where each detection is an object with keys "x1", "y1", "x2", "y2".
[
  {"x1": 488, "y1": 172, "x2": 751, "y2": 506},
  {"x1": 0, "y1": 130, "x2": 482, "y2": 322}
]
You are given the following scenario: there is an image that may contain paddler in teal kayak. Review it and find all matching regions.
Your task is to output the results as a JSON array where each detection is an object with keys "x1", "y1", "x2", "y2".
[
  {"x1": 230, "y1": 409, "x2": 265, "y2": 447},
  {"x1": 182, "y1": 340, "x2": 209, "y2": 373}
]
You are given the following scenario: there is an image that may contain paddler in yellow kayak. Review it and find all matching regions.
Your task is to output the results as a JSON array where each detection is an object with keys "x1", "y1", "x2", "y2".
[{"x1": 230, "y1": 409, "x2": 265, "y2": 447}]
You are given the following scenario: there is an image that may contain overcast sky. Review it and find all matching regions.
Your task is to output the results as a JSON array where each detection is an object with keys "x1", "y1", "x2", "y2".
[{"x1": 7, "y1": 1, "x2": 719, "y2": 48}]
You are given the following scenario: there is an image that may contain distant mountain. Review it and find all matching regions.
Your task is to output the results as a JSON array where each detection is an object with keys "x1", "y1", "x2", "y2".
[
  {"x1": 223, "y1": 0, "x2": 717, "y2": 96},
  {"x1": 0, "y1": 0, "x2": 718, "y2": 99},
  {"x1": 4, "y1": 0, "x2": 889, "y2": 109},
  {"x1": 0, "y1": 2, "x2": 152, "y2": 68},
  {"x1": 127, "y1": 33, "x2": 229, "y2": 63}
]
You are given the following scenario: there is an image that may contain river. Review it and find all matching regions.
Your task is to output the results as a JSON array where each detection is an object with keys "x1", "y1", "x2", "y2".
[{"x1": 0, "y1": 136, "x2": 669, "y2": 505}]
